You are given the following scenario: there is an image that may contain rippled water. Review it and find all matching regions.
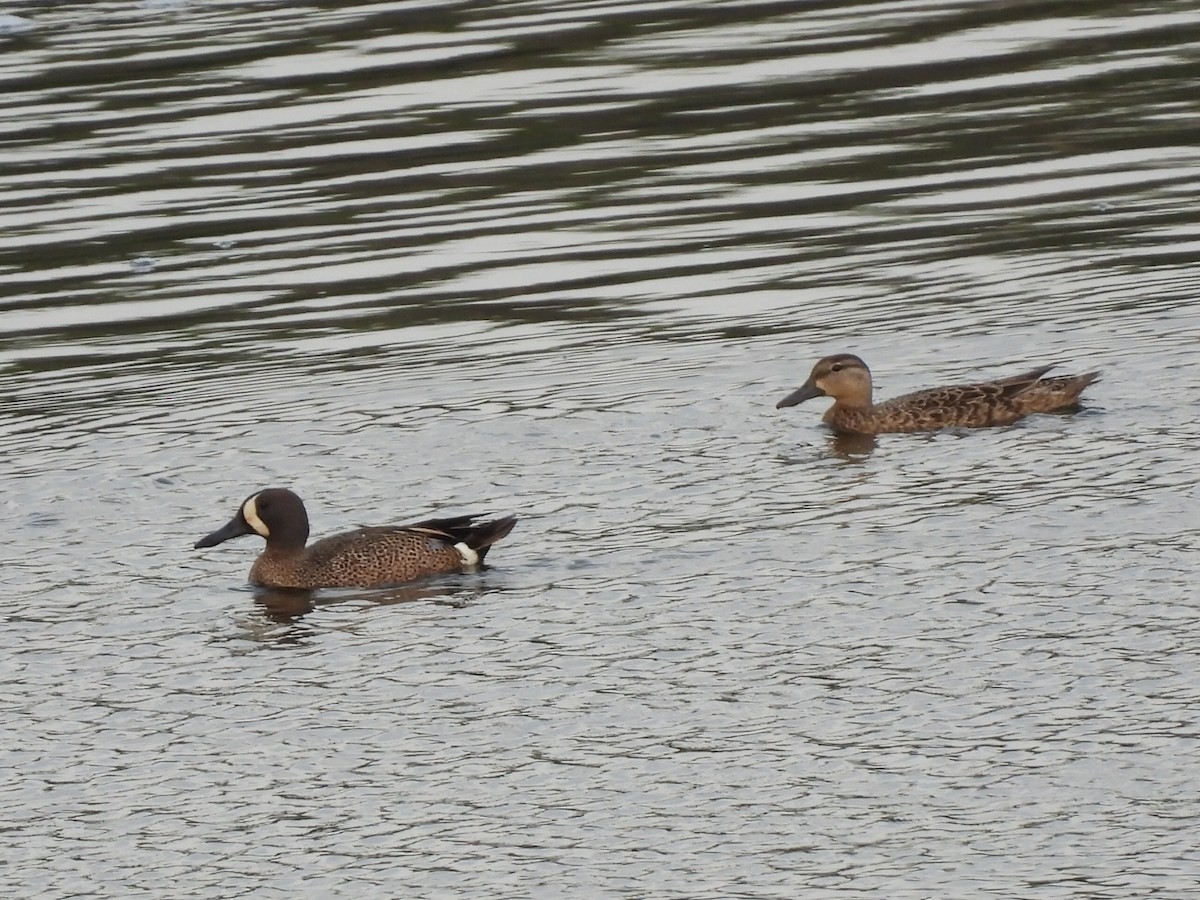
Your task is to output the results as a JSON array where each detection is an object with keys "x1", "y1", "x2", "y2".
[{"x1": 3, "y1": 1, "x2": 1199, "y2": 897}]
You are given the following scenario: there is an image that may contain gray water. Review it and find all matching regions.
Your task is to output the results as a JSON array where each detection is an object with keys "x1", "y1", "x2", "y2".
[{"x1": 2, "y1": 1, "x2": 1199, "y2": 897}]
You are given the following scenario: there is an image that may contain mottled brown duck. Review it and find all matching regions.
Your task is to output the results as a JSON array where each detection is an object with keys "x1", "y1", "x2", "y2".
[
  {"x1": 194, "y1": 488, "x2": 517, "y2": 589},
  {"x1": 776, "y1": 354, "x2": 1099, "y2": 435}
]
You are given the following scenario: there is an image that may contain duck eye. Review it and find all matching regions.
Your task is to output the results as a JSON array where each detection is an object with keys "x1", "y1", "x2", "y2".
[{"x1": 831, "y1": 364, "x2": 843, "y2": 372}]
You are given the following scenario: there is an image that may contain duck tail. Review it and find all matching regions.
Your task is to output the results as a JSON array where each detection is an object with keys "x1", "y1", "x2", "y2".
[
  {"x1": 996, "y1": 363, "x2": 1057, "y2": 387},
  {"x1": 408, "y1": 513, "x2": 518, "y2": 560},
  {"x1": 465, "y1": 515, "x2": 518, "y2": 561},
  {"x1": 1022, "y1": 370, "x2": 1100, "y2": 412},
  {"x1": 1041, "y1": 369, "x2": 1099, "y2": 392}
]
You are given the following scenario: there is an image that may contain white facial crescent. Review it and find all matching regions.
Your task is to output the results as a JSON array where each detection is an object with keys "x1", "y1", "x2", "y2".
[{"x1": 243, "y1": 495, "x2": 270, "y2": 537}]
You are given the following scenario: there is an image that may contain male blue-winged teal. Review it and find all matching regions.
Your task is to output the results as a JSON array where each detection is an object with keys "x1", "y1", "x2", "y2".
[
  {"x1": 776, "y1": 354, "x2": 1099, "y2": 435},
  {"x1": 194, "y1": 488, "x2": 517, "y2": 589}
]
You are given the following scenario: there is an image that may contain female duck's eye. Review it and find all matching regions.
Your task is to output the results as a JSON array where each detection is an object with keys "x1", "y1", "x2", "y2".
[{"x1": 831, "y1": 364, "x2": 843, "y2": 372}]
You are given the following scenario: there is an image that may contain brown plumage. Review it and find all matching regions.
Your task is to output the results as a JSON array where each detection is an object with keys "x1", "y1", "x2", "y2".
[
  {"x1": 776, "y1": 353, "x2": 1099, "y2": 435},
  {"x1": 194, "y1": 488, "x2": 517, "y2": 589}
]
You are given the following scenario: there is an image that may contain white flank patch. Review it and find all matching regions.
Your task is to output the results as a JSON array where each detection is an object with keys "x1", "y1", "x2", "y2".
[
  {"x1": 243, "y1": 495, "x2": 270, "y2": 537},
  {"x1": 454, "y1": 542, "x2": 479, "y2": 566}
]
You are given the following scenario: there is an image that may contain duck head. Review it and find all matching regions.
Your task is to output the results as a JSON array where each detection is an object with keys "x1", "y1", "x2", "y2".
[
  {"x1": 194, "y1": 488, "x2": 310, "y2": 551},
  {"x1": 777, "y1": 354, "x2": 874, "y2": 409}
]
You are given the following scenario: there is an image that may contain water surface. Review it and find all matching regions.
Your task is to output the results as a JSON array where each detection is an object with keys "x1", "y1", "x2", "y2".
[{"x1": 2, "y1": 1, "x2": 1199, "y2": 897}]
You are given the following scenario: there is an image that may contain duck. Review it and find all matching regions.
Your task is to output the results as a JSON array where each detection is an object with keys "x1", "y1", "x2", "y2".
[
  {"x1": 194, "y1": 488, "x2": 517, "y2": 589},
  {"x1": 776, "y1": 353, "x2": 1099, "y2": 435}
]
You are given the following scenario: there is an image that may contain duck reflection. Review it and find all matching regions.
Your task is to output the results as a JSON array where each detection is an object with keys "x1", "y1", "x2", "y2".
[
  {"x1": 252, "y1": 587, "x2": 317, "y2": 622},
  {"x1": 829, "y1": 431, "x2": 878, "y2": 460},
  {"x1": 248, "y1": 579, "x2": 488, "y2": 626}
]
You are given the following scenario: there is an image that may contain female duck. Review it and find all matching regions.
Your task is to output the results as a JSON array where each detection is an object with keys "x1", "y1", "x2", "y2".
[{"x1": 776, "y1": 354, "x2": 1098, "y2": 435}]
